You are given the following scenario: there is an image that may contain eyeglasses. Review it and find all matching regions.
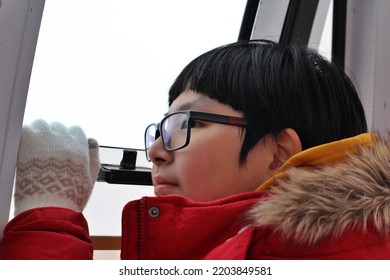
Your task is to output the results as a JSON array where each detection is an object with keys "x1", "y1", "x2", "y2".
[{"x1": 144, "y1": 110, "x2": 247, "y2": 161}]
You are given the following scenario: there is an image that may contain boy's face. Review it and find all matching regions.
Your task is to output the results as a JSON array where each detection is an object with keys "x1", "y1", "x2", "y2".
[{"x1": 148, "y1": 90, "x2": 279, "y2": 202}]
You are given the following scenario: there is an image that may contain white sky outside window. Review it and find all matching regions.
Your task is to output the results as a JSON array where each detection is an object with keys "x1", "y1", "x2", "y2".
[{"x1": 21, "y1": 0, "x2": 247, "y2": 236}]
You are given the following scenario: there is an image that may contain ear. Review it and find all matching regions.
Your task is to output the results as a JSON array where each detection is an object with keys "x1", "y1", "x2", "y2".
[{"x1": 269, "y1": 128, "x2": 302, "y2": 170}]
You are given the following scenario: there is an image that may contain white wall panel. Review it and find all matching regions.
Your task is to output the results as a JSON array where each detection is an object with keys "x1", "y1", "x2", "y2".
[{"x1": 345, "y1": 0, "x2": 390, "y2": 134}]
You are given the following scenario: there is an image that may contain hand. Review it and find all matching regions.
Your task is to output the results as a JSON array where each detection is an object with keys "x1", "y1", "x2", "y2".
[{"x1": 14, "y1": 120, "x2": 101, "y2": 215}]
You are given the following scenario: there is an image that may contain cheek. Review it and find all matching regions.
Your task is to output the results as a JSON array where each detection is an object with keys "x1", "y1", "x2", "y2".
[
  {"x1": 183, "y1": 131, "x2": 241, "y2": 171},
  {"x1": 175, "y1": 141, "x2": 215, "y2": 184},
  {"x1": 176, "y1": 131, "x2": 243, "y2": 200},
  {"x1": 174, "y1": 155, "x2": 209, "y2": 200}
]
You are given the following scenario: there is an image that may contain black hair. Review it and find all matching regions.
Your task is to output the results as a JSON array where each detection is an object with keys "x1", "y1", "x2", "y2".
[{"x1": 168, "y1": 39, "x2": 368, "y2": 164}]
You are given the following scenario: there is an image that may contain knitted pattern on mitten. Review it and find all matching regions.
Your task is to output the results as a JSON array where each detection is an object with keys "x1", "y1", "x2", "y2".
[{"x1": 14, "y1": 120, "x2": 100, "y2": 215}]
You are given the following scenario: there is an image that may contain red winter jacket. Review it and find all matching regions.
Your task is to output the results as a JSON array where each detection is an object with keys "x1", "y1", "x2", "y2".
[{"x1": 2, "y1": 133, "x2": 390, "y2": 259}]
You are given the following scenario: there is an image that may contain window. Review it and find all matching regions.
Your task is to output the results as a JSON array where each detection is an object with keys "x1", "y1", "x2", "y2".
[{"x1": 21, "y1": 0, "x2": 247, "y2": 240}]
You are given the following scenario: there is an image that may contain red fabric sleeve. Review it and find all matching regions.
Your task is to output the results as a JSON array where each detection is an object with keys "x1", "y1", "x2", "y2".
[{"x1": 0, "y1": 207, "x2": 93, "y2": 260}]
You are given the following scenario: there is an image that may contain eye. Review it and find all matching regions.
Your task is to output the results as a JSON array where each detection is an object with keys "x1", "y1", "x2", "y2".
[
  {"x1": 189, "y1": 120, "x2": 203, "y2": 128},
  {"x1": 179, "y1": 119, "x2": 188, "y2": 129}
]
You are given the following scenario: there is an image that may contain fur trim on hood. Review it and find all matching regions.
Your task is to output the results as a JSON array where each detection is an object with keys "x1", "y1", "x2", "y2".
[{"x1": 248, "y1": 136, "x2": 390, "y2": 245}]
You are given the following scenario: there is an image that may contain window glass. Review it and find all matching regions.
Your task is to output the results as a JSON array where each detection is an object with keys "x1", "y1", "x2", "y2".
[
  {"x1": 311, "y1": 0, "x2": 333, "y2": 59},
  {"x1": 25, "y1": 0, "x2": 247, "y2": 150}
]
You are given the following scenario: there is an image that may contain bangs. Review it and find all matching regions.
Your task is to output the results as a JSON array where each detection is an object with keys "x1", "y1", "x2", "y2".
[{"x1": 168, "y1": 40, "x2": 276, "y2": 113}]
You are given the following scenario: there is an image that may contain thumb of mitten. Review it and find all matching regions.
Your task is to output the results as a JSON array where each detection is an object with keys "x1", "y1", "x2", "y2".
[{"x1": 88, "y1": 138, "x2": 101, "y2": 183}]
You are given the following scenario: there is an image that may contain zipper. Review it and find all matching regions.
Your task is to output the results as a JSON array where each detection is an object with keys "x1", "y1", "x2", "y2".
[{"x1": 137, "y1": 199, "x2": 146, "y2": 259}]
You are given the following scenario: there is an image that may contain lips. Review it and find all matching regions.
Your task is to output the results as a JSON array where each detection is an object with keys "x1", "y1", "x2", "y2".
[{"x1": 153, "y1": 176, "x2": 179, "y2": 196}]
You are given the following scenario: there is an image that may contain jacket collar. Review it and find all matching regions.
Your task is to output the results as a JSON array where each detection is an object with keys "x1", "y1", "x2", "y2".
[
  {"x1": 257, "y1": 133, "x2": 374, "y2": 191},
  {"x1": 249, "y1": 133, "x2": 390, "y2": 245}
]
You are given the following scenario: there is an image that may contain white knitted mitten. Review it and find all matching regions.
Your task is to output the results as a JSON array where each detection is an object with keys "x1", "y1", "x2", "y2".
[{"x1": 14, "y1": 120, "x2": 101, "y2": 215}]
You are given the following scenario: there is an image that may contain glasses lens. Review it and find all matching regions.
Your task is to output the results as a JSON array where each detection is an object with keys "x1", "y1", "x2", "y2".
[
  {"x1": 145, "y1": 124, "x2": 156, "y2": 150},
  {"x1": 162, "y1": 112, "x2": 188, "y2": 150}
]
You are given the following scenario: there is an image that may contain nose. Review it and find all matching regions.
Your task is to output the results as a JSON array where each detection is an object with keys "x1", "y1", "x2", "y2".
[{"x1": 148, "y1": 136, "x2": 173, "y2": 165}]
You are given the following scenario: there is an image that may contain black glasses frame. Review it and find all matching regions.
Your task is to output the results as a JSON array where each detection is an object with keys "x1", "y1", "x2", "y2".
[{"x1": 144, "y1": 110, "x2": 247, "y2": 161}]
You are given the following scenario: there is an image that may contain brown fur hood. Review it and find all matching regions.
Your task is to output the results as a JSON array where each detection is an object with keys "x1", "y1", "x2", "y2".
[{"x1": 248, "y1": 135, "x2": 390, "y2": 245}]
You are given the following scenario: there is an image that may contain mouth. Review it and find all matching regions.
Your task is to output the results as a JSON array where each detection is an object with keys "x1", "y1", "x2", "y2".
[{"x1": 153, "y1": 177, "x2": 179, "y2": 196}]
